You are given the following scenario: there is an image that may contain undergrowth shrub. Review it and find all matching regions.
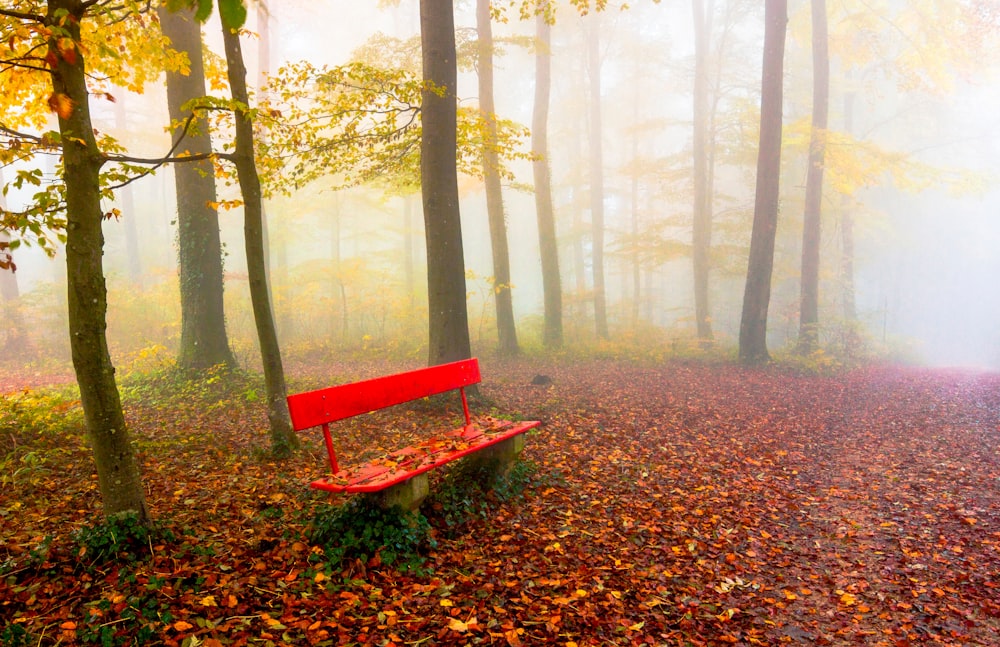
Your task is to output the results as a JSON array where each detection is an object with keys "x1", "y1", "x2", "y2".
[
  {"x1": 0, "y1": 623, "x2": 31, "y2": 647},
  {"x1": 424, "y1": 458, "x2": 537, "y2": 537},
  {"x1": 0, "y1": 389, "x2": 83, "y2": 487},
  {"x1": 308, "y1": 498, "x2": 433, "y2": 572},
  {"x1": 73, "y1": 512, "x2": 174, "y2": 568},
  {"x1": 119, "y1": 361, "x2": 263, "y2": 410}
]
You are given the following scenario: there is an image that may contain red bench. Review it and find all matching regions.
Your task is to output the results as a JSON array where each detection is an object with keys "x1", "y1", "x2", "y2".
[{"x1": 286, "y1": 358, "x2": 539, "y2": 509}]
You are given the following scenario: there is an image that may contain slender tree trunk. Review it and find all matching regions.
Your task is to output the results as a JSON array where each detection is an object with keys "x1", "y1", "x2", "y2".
[
  {"x1": 586, "y1": 12, "x2": 608, "y2": 339},
  {"x1": 159, "y1": 5, "x2": 234, "y2": 370},
  {"x1": 220, "y1": 21, "x2": 297, "y2": 457},
  {"x1": 630, "y1": 122, "x2": 640, "y2": 329},
  {"x1": 113, "y1": 94, "x2": 142, "y2": 286},
  {"x1": 692, "y1": 0, "x2": 714, "y2": 345},
  {"x1": 532, "y1": 4, "x2": 563, "y2": 348},
  {"x1": 421, "y1": 0, "x2": 472, "y2": 366},
  {"x1": 841, "y1": 77, "x2": 857, "y2": 324},
  {"x1": 403, "y1": 193, "x2": 416, "y2": 308},
  {"x1": 738, "y1": 0, "x2": 787, "y2": 365},
  {"x1": 476, "y1": 0, "x2": 519, "y2": 356},
  {"x1": 49, "y1": 0, "x2": 148, "y2": 520},
  {"x1": 0, "y1": 171, "x2": 26, "y2": 355},
  {"x1": 797, "y1": 0, "x2": 829, "y2": 354}
]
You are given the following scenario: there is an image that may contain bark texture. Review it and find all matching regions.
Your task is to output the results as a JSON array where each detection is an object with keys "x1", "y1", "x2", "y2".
[
  {"x1": 797, "y1": 0, "x2": 829, "y2": 354},
  {"x1": 49, "y1": 0, "x2": 148, "y2": 520},
  {"x1": 692, "y1": 0, "x2": 714, "y2": 344},
  {"x1": 531, "y1": 5, "x2": 563, "y2": 348},
  {"x1": 220, "y1": 22, "x2": 297, "y2": 457},
  {"x1": 420, "y1": 0, "x2": 472, "y2": 365},
  {"x1": 476, "y1": 0, "x2": 519, "y2": 356},
  {"x1": 159, "y1": 5, "x2": 235, "y2": 371},
  {"x1": 586, "y1": 12, "x2": 608, "y2": 339},
  {"x1": 738, "y1": 0, "x2": 787, "y2": 365}
]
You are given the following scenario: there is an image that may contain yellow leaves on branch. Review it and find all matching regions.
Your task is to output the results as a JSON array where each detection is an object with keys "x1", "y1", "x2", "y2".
[{"x1": 782, "y1": 116, "x2": 988, "y2": 199}]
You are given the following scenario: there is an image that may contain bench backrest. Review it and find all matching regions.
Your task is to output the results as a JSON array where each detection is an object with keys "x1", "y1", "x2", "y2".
[{"x1": 287, "y1": 358, "x2": 482, "y2": 431}]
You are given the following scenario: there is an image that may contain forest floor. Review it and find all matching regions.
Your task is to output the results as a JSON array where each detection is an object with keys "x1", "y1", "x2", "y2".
[{"x1": 2, "y1": 357, "x2": 1000, "y2": 646}]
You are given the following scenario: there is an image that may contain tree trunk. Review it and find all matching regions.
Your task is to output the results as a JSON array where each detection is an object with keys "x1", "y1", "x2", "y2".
[
  {"x1": 691, "y1": 0, "x2": 714, "y2": 345},
  {"x1": 403, "y1": 193, "x2": 416, "y2": 308},
  {"x1": 738, "y1": 0, "x2": 787, "y2": 365},
  {"x1": 49, "y1": 0, "x2": 148, "y2": 520},
  {"x1": 586, "y1": 12, "x2": 609, "y2": 339},
  {"x1": 420, "y1": 0, "x2": 472, "y2": 366},
  {"x1": 841, "y1": 76, "x2": 857, "y2": 325},
  {"x1": 630, "y1": 116, "x2": 640, "y2": 330},
  {"x1": 112, "y1": 94, "x2": 142, "y2": 286},
  {"x1": 532, "y1": 4, "x2": 563, "y2": 349},
  {"x1": 797, "y1": 0, "x2": 829, "y2": 354},
  {"x1": 159, "y1": 5, "x2": 235, "y2": 371},
  {"x1": 476, "y1": 0, "x2": 519, "y2": 356},
  {"x1": 220, "y1": 21, "x2": 297, "y2": 457},
  {"x1": 0, "y1": 170, "x2": 27, "y2": 355}
]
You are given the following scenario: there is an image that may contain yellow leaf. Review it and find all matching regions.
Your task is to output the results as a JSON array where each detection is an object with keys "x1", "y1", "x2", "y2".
[
  {"x1": 839, "y1": 592, "x2": 857, "y2": 606},
  {"x1": 628, "y1": 620, "x2": 645, "y2": 630},
  {"x1": 783, "y1": 590, "x2": 798, "y2": 600},
  {"x1": 314, "y1": 572, "x2": 326, "y2": 583},
  {"x1": 574, "y1": 589, "x2": 588, "y2": 598},
  {"x1": 199, "y1": 595, "x2": 217, "y2": 607},
  {"x1": 448, "y1": 618, "x2": 469, "y2": 632},
  {"x1": 439, "y1": 599, "x2": 454, "y2": 607}
]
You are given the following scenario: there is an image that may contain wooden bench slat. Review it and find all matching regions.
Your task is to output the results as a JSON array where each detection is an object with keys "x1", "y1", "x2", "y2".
[
  {"x1": 309, "y1": 419, "x2": 539, "y2": 494},
  {"x1": 287, "y1": 358, "x2": 481, "y2": 430}
]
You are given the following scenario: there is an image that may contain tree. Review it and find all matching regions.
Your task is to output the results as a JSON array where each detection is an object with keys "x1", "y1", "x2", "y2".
[
  {"x1": 0, "y1": 169, "x2": 26, "y2": 355},
  {"x1": 738, "y1": 0, "x2": 787, "y2": 365},
  {"x1": 796, "y1": 0, "x2": 829, "y2": 354},
  {"x1": 691, "y1": 0, "x2": 713, "y2": 345},
  {"x1": 0, "y1": 0, "x2": 152, "y2": 520},
  {"x1": 477, "y1": 0, "x2": 519, "y2": 356},
  {"x1": 159, "y1": 3, "x2": 236, "y2": 371},
  {"x1": 586, "y1": 11, "x2": 609, "y2": 340},
  {"x1": 216, "y1": 2, "x2": 298, "y2": 457},
  {"x1": 421, "y1": 0, "x2": 472, "y2": 365},
  {"x1": 531, "y1": 0, "x2": 563, "y2": 348}
]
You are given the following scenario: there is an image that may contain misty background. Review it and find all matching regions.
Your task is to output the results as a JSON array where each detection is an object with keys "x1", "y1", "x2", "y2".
[{"x1": 3, "y1": 1, "x2": 999, "y2": 369}]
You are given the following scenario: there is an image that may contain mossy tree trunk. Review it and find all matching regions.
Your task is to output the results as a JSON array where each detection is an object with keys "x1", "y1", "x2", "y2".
[
  {"x1": 797, "y1": 0, "x2": 829, "y2": 354},
  {"x1": 48, "y1": 0, "x2": 148, "y2": 520},
  {"x1": 476, "y1": 0, "x2": 519, "y2": 357},
  {"x1": 159, "y1": 5, "x2": 235, "y2": 371},
  {"x1": 692, "y1": 0, "x2": 714, "y2": 345},
  {"x1": 420, "y1": 0, "x2": 473, "y2": 366},
  {"x1": 532, "y1": 3, "x2": 563, "y2": 349},
  {"x1": 738, "y1": 0, "x2": 787, "y2": 365},
  {"x1": 586, "y1": 12, "x2": 609, "y2": 340},
  {"x1": 220, "y1": 21, "x2": 297, "y2": 457}
]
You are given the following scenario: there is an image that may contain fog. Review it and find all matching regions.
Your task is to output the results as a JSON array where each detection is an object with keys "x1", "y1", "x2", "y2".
[{"x1": 3, "y1": 1, "x2": 999, "y2": 369}]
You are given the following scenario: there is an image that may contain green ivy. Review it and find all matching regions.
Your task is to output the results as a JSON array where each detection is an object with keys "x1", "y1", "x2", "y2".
[
  {"x1": 424, "y1": 458, "x2": 537, "y2": 537},
  {"x1": 73, "y1": 513, "x2": 174, "y2": 569},
  {"x1": 308, "y1": 498, "x2": 434, "y2": 572}
]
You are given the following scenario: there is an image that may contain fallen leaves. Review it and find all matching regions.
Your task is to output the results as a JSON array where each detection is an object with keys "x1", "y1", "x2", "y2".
[{"x1": 3, "y1": 360, "x2": 1000, "y2": 644}]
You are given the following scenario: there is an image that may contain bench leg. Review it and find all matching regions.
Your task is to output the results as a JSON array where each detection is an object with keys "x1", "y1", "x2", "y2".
[
  {"x1": 469, "y1": 433, "x2": 526, "y2": 478},
  {"x1": 363, "y1": 473, "x2": 430, "y2": 513}
]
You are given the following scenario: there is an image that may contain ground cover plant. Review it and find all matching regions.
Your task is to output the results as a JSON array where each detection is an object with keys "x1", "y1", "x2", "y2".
[{"x1": 2, "y1": 358, "x2": 999, "y2": 645}]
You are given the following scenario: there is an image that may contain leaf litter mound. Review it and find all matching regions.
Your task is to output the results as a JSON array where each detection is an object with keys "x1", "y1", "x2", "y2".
[{"x1": 2, "y1": 359, "x2": 999, "y2": 646}]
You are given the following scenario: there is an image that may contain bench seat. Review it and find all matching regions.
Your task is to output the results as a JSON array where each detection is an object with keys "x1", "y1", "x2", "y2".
[{"x1": 310, "y1": 415, "x2": 538, "y2": 493}]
